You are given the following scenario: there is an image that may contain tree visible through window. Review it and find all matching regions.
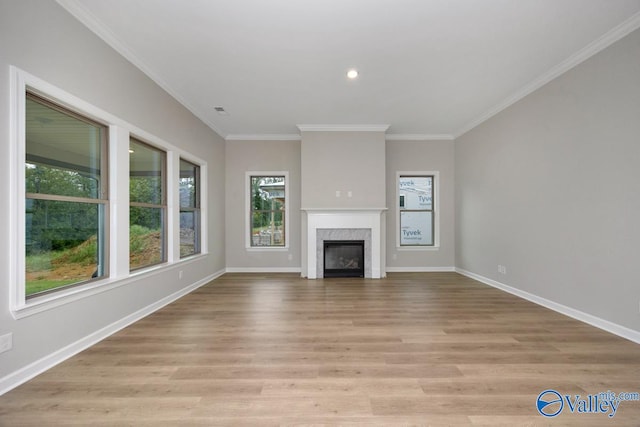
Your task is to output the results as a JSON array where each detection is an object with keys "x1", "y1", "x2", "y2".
[
  {"x1": 25, "y1": 92, "x2": 108, "y2": 297},
  {"x1": 129, "y1": 138, "x2": 166, "y2": 270},
  {"x1": 250, "y1": 176, "x2": 285, "y2": 247}
]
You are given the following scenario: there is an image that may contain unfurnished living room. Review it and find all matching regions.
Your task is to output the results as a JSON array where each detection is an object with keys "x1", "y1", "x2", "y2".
[{"x1": 1, "y1": 0, "x2": 640, "y2": 425}]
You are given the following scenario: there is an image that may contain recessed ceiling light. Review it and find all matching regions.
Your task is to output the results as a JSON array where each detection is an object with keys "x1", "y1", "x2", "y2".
[{"x1": 346, "y1": 69, "x2": 359, "y2": 79}]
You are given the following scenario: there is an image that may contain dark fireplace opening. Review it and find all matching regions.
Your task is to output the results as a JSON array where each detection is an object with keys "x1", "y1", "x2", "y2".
[{"x1": 323, "y1": 240, "x2": 365, "y2": 278}]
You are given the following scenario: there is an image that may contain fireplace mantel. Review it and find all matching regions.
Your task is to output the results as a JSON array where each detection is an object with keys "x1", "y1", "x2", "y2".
[{"x1": 302, "y1": 208, "x2": 387, "y2": 279}]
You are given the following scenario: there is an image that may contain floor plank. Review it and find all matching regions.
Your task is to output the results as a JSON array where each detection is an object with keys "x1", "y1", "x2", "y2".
[{"x1": 1, "y1": 272, "x2": 639, "y2": 425}]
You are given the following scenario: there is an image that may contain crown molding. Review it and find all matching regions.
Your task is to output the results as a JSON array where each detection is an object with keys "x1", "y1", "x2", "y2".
[
  {"x1": 297, "y1": 124, "x2": 390, "y2": 132},
  {"x1": 453, "y1": 10, "x2": 640, "y2": 139},
  {"x1": 385, "y1": 134, "x2": 454, "y2": 141},
  {"x1": 225, "y1": 134, "x2": 301, "y2": 141},
  {"x1": 56, "y1": 0, "x2": 226, "y2": 139},
  {"x1": 225, "y1": 132, "x2": 455, "y2": 141}
]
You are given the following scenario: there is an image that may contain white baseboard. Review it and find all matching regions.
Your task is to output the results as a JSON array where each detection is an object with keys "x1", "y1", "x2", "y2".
[
  {"x1": 455, "y1": 267, "x2": 640, "y2": 344},
  {"x1": 386, "y1": 266, "x2": 456, "y2": 273},
  {"x1": 225, "y1": 267, "x2": 301, "y2": 273},
  {"x1": 0, "y1": 268, "x2": 225, "y2": 396}
]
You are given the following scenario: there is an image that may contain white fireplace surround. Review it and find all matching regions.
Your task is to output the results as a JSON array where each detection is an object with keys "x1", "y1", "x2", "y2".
[{"x1": 304, "y1": 209, "x2": 386, "y2": 279}]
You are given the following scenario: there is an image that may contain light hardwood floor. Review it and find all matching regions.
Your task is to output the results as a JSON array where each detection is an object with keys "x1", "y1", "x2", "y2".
[{"x1": 1, "y1": 272, "x2": 639, "y2": 426}]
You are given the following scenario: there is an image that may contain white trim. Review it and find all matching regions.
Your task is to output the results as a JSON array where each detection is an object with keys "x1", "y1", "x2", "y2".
[
  {"x1": 386, "y1": 266, "x2": 455, "y2": 272},
  {"x1": 0, "y1": 268, "x2": 225, "y2": 396},
  {"x1": 245, "y1": 247, "x2": 290, "y2": 253},
  {"x1": 226, "y1": 134, "x2": 301, "y2": 141},
  {"x1": 9, "y1": 66, "x2": 27, "y2": 312},
  {"x1": 225, "y1": 267, "x2": 301, "y2": 273},
  {"x1": 297, "y1": 124, "x2": 390, "y2": 132},
  {"x1": 109, "y1": 125, "x2": 130, "y2": 278},
  {"x1": 305, "y1": 209, "x2": 385, "y2": 279},
  {"x1": 225, "y1": 133, "x2": 457, "y2": 142},
  {"x1": 55, "y1": 0, "x2": 226, "y2": 139},
  {"x1": 396, "y1": 171, "x2": 440, "y2": 249},
  {"x1": 245, "y1": 171, "x2": 290, "y2": 250},
  {"x1": 12, "y1": 67, "x2": 204, "y2": 168},
  {"x1": 12, "y1": 255, "x2": 207, "y2": 319},
  {"x1": 10, "y1": 66, "x2": 209, "y2": 315},
  {"x1": 395, "y1": 246, "x2": 440, "y2": 252},
  {"x1": 196, "y1": 160, "x2": 208, "y2": 256},
  {"x1": 455, "y1": 268, "x2": 640, "y2": 344},
  {"x1": 454, "y1": 10, "x2": 640, "y2": 138},
  {"x1": 301, "y1": 207, "x2": 388, "y2": 212},
  {"x1": 386, "y1": 134, "x2": 454, "y2": 141}
]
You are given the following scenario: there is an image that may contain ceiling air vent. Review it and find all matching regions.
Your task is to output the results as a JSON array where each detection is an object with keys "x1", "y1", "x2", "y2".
[{"x1": 214, "y1": 106, "x2": 229, "y2": 115}]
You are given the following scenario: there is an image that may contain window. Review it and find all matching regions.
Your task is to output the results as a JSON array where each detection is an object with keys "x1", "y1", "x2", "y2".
[
  {"x1": 398, "y1": 174, "x2": 435, "y2": 246},
  {"x1": 13, "y1": 68, "x2": 209, "y2": 314},
  {"x1": 129, "y1": 138, "x2": 166, "y2": 270},
  {"x1": 25, "y1": 92, "x2": 108, "y2": 297},
  {"x1": 179, "y1": 159, "x2": 201, "y2": 257},
  {"x1": 248, "y1": 174, "x2": 287, "y2": 247}
]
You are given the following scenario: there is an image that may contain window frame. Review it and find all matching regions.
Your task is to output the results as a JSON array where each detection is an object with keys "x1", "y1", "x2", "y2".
[
  {"x1": 129, "y1": 137, "x2": 167, "y2": 271},
  {"x1": 179, "y1": 158, "x2": 201, "y2": 258},
  {"x1": 396, "y1": 171, "x2": 440, "y2": 250},
  {"x1": 245, "y1": 171, "x2": 289, "y2": 250},
  {"x1": 24, "y1": 91, "x2": 111, "y2": 299},
  {"x1": 10, "y1": 66, "x2": 208, "y2": 317}
]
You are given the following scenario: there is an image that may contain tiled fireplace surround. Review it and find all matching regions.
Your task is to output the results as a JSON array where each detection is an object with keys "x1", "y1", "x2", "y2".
[{"x1": 304, "y1": 209, "x2": 385, "y2": 279}]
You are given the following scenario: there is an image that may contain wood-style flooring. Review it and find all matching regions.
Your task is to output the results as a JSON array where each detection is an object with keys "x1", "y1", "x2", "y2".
[{"x1": 1, "y1": 272, "x2": 639, "y2": 426}]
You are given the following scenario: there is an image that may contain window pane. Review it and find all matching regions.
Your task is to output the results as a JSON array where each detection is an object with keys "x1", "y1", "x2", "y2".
[
  {"x1": 179, "y1": 159, "x2": 200, "y2": 258},
  {"x1": 179, "y1": 160, "x2": 198, "y2": 208},
  {"x1": 26, "y1": 96, "x2": 104, "y2": 199},
  {"x1": 180, "y1": 211, "x2": 199, "y2": 257},
  {"x1": 130, "y1": 206, "x2": 164, "y2": 270},
  {"x1": 250, "y1": 176, "x2": 285, "y2": 247},
  {"x1": 251, "y1": 210, "x2": 285, "y2": 246},
  {"x1": 399, "y1": 176, "x2": 432, "y2": 210},
  {"x1": 25, "y1": 198, "x2": 105, "y2": 296},
  {"x1": 400, "y1": 211, "x2": 433, "y2": 245},
  {"x1": 130, "y1": 140, "x2": 164, "y2": 205}
]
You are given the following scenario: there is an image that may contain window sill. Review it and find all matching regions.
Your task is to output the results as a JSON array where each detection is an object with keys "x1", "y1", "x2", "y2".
[
  {"x1": 245, "y1": 246, "x2": 289, "y2": 252},
  {"x1": 11, "y1": 254, "x2": 207, "y2": 319},
  {"x1": 396, "y1": 245, "x2": 440, "y2": 251}
]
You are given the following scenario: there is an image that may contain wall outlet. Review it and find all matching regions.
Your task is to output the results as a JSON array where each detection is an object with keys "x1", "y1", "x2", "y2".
[
  {"x1": 0, "y1": 333, "x2": 12, "y2": 354},
  {"x1": 498, "y1": 265, "x2": 507, "y2": 275},
  {"x1": 179, "y1": 270, "x2": 183, "y2": 279},
  {"x1": 335, "y1": 190, "x2": 341, "y2": 198}
]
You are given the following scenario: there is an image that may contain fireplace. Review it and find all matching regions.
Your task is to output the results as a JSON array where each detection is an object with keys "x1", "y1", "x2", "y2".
[
  {"x1": 303, "y1": 209, "x2": 386, "y2": 279},
  {"x1": 323, "y1": 240, "x2": 365, "y2": 278}
]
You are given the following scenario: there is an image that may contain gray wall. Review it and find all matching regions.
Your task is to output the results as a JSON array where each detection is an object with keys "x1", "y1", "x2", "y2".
[
  {"x1": 225, "y1": 140, "x2": 301, "y2": 270},
  {"x1": 301, "y1": 131, "x2": 386, "y2": 208},
  {"x1": 0, "y1": 1, "x2": 225, "y2": 381},
  {"x1": 386, "y1": 140, "x2": 455, "y2": 269},
  {"x1": 455, "y1": 28, "x2": 640, "y2": 332}
]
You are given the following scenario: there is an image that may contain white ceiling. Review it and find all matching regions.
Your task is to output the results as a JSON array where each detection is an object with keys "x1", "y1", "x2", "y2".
[{"x1": 58, "y1": 0, "x2": 640, "y2": 140}]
